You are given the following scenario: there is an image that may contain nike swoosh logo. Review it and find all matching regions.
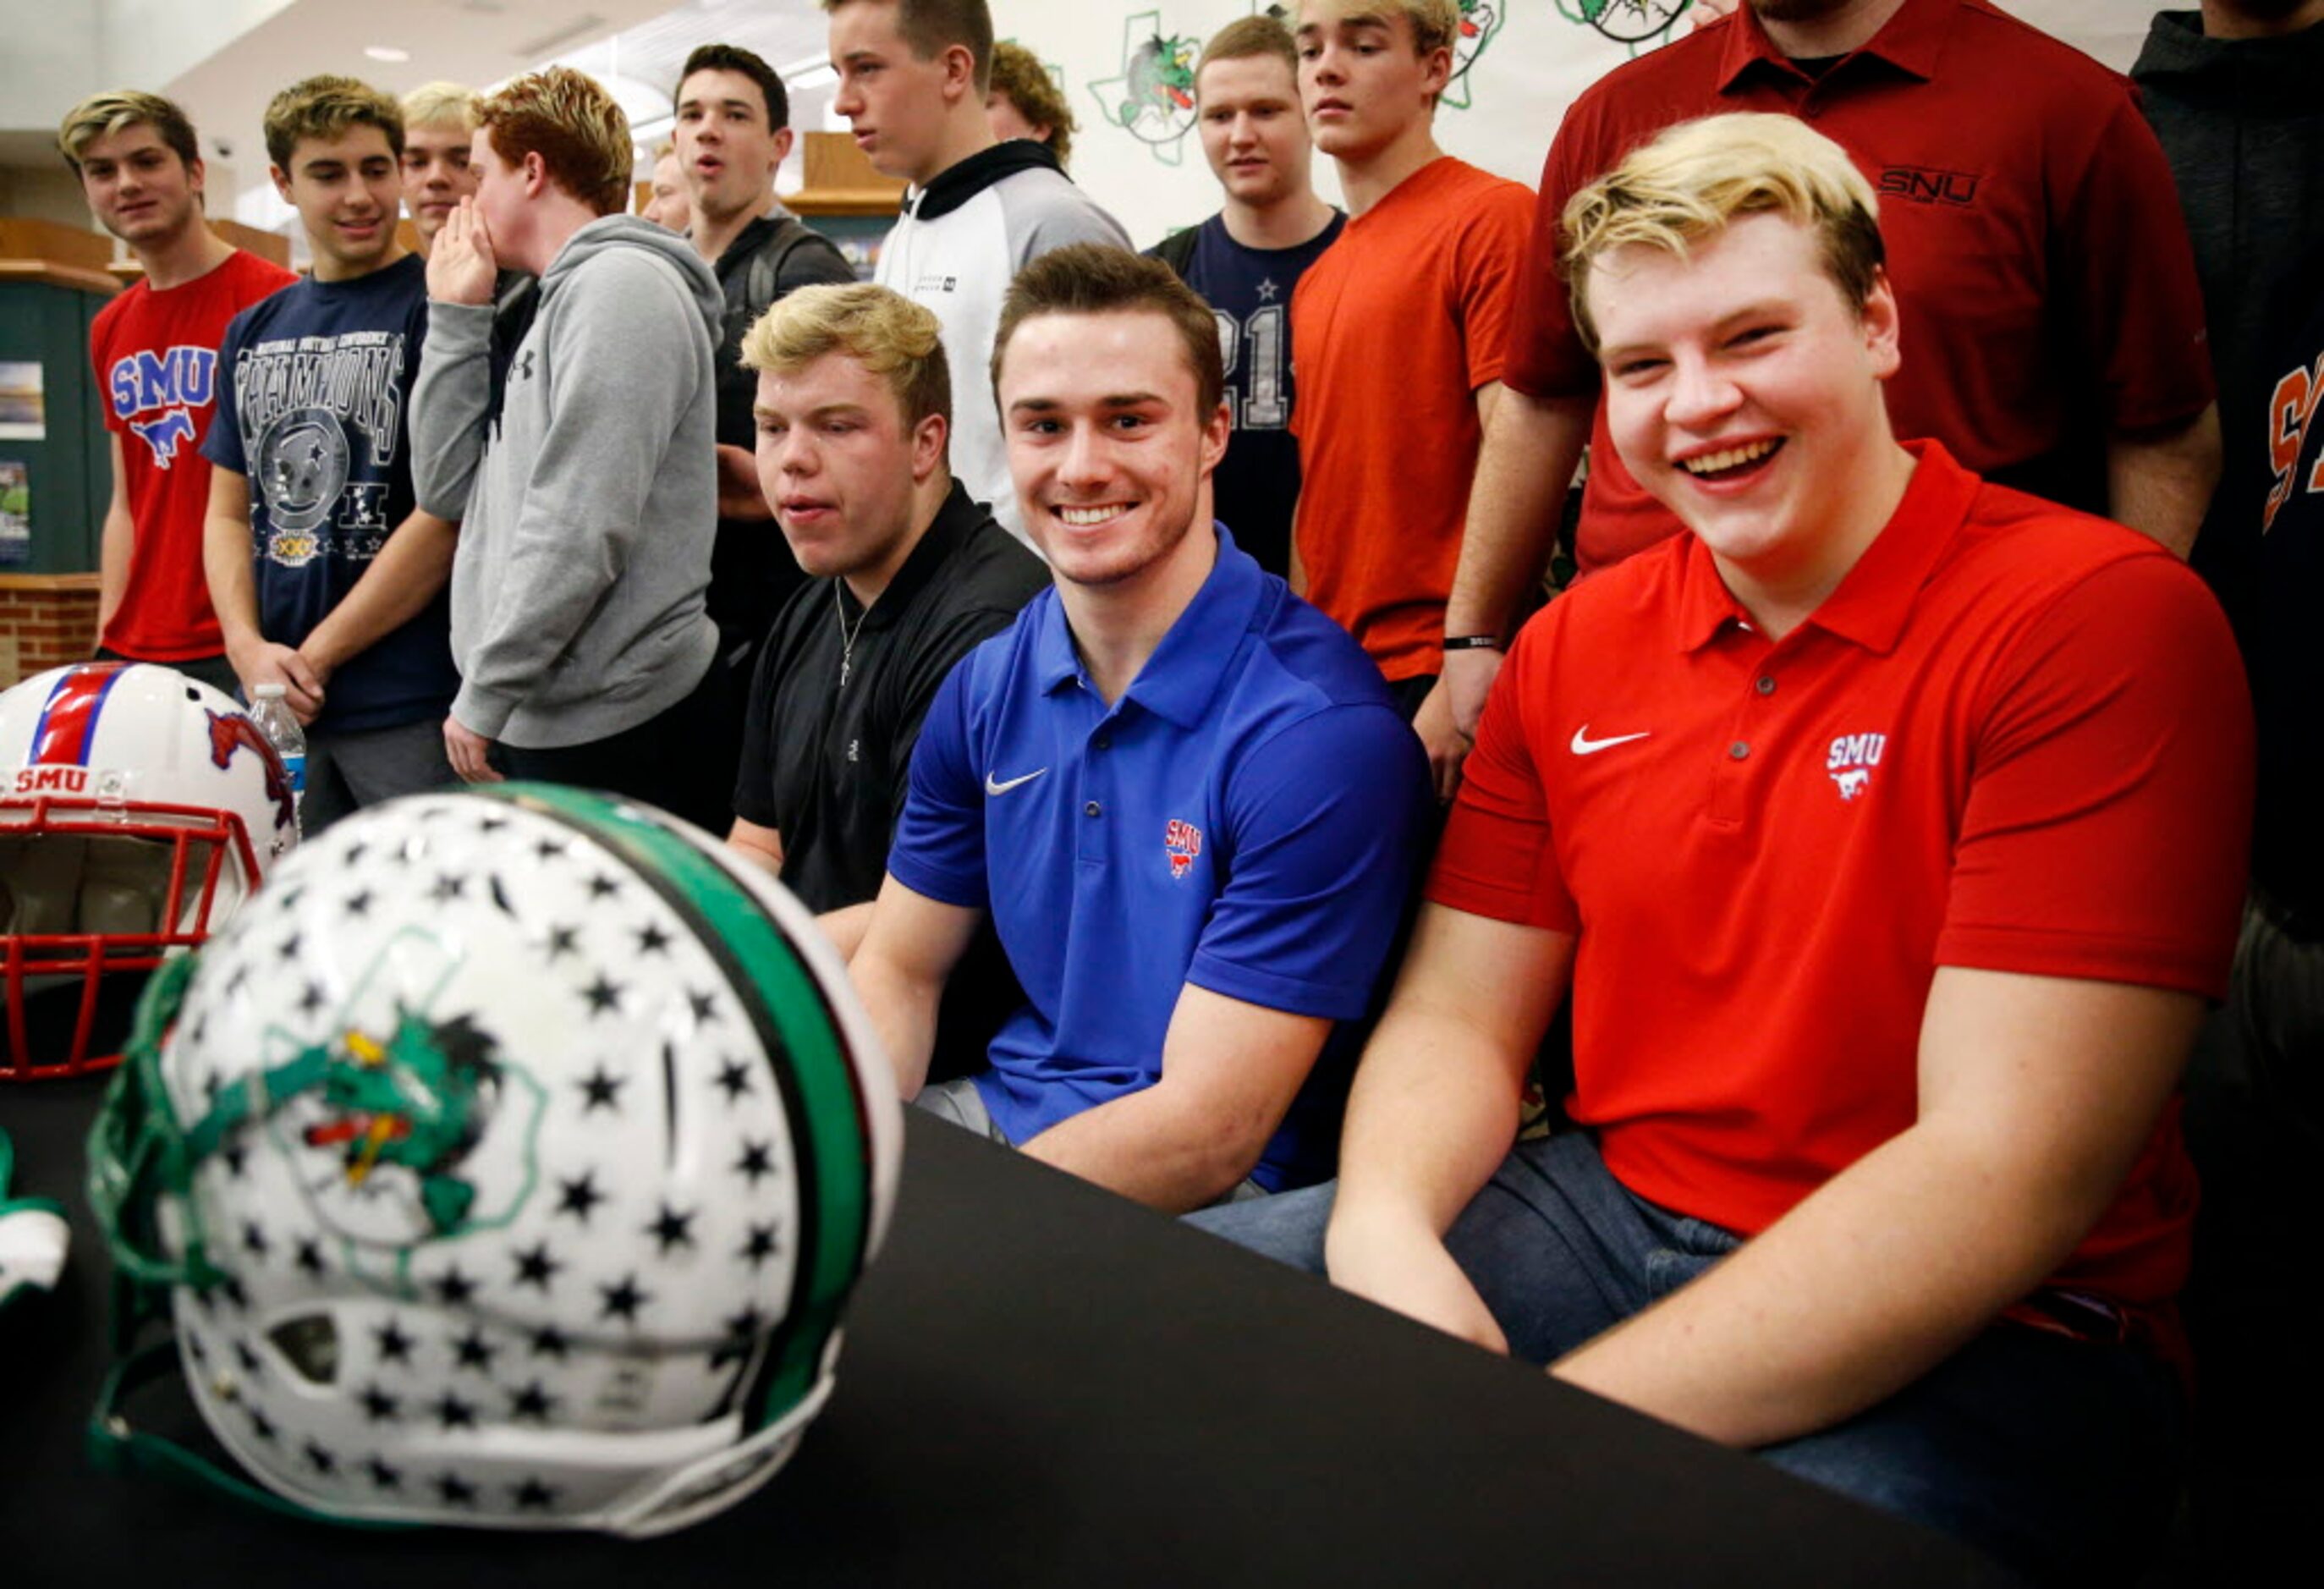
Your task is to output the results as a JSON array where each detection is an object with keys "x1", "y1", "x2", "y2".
[
  {"x1": 1570, "y1": 726, "x2": 1651, "y2": 756},
  {"x1": 985, "y1": 767, "x2": 1049, "y2": 795}
]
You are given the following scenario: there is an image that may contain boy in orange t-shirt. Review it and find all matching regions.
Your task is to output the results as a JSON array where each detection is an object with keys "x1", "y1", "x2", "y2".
[{"x1": 1288, "y1": 0, "x2": 1530, "y2": 800}]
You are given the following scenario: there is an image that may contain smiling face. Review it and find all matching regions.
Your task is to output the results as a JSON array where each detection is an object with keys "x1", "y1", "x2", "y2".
[
  {"x1": 1196, "y1": 52, "x2": 1312, "y2": 211},
  {"x1": 1295, "y1": 4, "x2": 1449, "y2": 163},
  {"x1": 272, "y1": 125, "x2": 404, "y2": 279},
  {"x1": 675, "y1": 67, "x2": 792, "y2": 227},
  {"x1": 78, "y1": 123, "x2": 204, "y2": 250},
  {"x1": 829, "y1": 0, "x2": 961, "y2": 186},
  {"x1": 997, "y1": 309, "x2": 1230, "y2": 592},
  {"x1": 399, "y1": 119, "x2": 476, "y2": 247},
  {"x1": 1588, "y1": 209, "x2": 1902, "y2": 585},
  {"x1": 754, "y1": 349, "x2": 943, "y2": 586}
]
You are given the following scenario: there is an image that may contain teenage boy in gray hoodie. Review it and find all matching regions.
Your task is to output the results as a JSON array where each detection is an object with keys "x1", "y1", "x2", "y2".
[{"x1": 412, "y1": 67, "x2": 733, "y2": 833}]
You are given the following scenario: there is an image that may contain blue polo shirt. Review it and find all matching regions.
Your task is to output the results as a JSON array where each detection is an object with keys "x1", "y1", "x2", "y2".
[{"x1": 889, "y1": 527, "x2": 1431, "y2": 1190}]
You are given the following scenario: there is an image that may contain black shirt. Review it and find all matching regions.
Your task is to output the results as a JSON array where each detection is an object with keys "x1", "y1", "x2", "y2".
[
  {"x1": 709, "y1": 212, "x2": 859, "y2": 646},
  {"x1": 2248, "y1": 294, "x2": 2324, "y2": 922},
  {"x1": 734, "y1": 481, "x2": 1047, "y2": 913}
]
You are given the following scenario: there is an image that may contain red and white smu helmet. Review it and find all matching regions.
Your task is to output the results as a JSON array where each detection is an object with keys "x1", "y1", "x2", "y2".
[{"x1": 2, "y1": 662, "x2": 296, "y2": 1080}]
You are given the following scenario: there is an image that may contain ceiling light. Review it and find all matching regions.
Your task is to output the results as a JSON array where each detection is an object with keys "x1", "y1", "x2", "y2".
[
  {"x1": 786, "y1": 64, "x2": 839, "y2": 91},
  {"x1": 364, "y1": 46, "x2": 411, "y2": 63}
]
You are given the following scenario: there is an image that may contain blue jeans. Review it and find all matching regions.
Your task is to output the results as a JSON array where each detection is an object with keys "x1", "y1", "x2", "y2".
[{"x1": 1187, "y1": 1133, "x2": 2184, "y2": 1584}]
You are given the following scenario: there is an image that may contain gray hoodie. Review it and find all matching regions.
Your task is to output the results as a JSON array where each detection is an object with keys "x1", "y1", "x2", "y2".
[{"x1": 412, "y1": 214, "x2": 722, "y2": 749}]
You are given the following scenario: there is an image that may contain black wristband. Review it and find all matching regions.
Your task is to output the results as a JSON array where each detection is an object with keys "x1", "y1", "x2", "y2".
[{"x1": 1442, "y1": 635, "x2": 1503, "y2": 652}]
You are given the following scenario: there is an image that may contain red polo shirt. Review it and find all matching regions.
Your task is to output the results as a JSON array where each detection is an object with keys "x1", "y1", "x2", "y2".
[
  {"x1": 1509, "y1": 0, "x2": 2214, "y2": 575},
  {"x1": 1431, "y1": 443, "x2": 2251, "y2": 1306}
]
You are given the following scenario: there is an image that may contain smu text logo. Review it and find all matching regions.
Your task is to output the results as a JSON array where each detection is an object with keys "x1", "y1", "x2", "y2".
[
  {"x1": 1827, "y1": 731, "x2": 1887, "y2": 802},
  {"x1": 11, "y1": 766, "x2": 91, "y2": 796},
  {"x1": 1878, "y1": 167, "x2": 1981, "y2": 208},
  {"x1": 110, "y1": 347, "x2": 218, "y2": 468},
  {"x1": 1164, "y1": 818, "x2": 1204, "y2": 879}
]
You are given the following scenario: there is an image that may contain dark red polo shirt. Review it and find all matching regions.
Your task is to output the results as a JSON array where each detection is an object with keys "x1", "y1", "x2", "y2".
[
  {"x1": 1431, "y1": 442, "x2": 2251, "y2": 1306},
  {"x1": 1509, "y1": 0, "x2": 2215, "y2": 575}
]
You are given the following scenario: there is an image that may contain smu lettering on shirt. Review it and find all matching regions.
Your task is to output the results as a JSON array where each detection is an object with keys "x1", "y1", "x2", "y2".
[
  {"x1": 110, "y1": 347, "x2": 215, "y2": 467},
  {"x1": 203, "y1": 254, "x2": 456, "y2": 733}
]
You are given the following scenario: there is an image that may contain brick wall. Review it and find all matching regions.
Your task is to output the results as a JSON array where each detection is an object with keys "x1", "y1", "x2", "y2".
[{"x1": 0, "y1": 575, "x2": 100, "y2": 689}]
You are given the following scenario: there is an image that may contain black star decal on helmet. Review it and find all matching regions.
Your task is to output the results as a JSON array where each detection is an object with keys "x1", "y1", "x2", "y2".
[
  {"x1": 241, "y1": 1221, "x2": 268, "y2": 1259},
  {"x1": 511, "y1": 1241, "x2": 563, "y2": 1291},
  {"x1": 533, "y1": 837, "x2": 566, "y2": 862},
  {"x1": 218, "y1": 1273, "x2": 250, "y2": 1311},
  {"x1": 220, "y1": 1140, "x2": 249, "y2": 1179},
  {"x1": 733, "y1": 1140, "x2": 775, "y2": 1184},
  {"x1": 507, "y1": 1380, "x2": 558, "y2": 1422},
  {"x1": 303, "y1": 1440, "x2": 338, "y2": 1475},
  {"x1": 431, "y1": 872, "x2": 466, "y2": 903},
  {"x1": 478, "y1": 814, "x2": 510, "y2": 833},
  {"x1": 544, "y1": 924, "x2": 582, "y2": 960},
  {"x1": 374, "y1": 1317, "x2": 415, "y2": 1365},
  {"x1": 634, "y1": 922, "x2": 673, "y2": 955},
  {"x1": 512, "y1": 1476, "x2": 560, "y2": 1510},
  {"x1": 713, "y1": 1058, "x2": 754, "y2": 1102},
  {"x1": 277, "y1": 885, "x2": 305, "y2": 910},
  {"x1": 294, "y1": 1238, "x2": 327, "y2": 1278},
  {"x1": 452, "y1": 1327, "x2": 499, "y2": 1373},
  {"x1": 435, "y1": 1471, "x2": 478, "y2": 1507},
  {"x1": 646, "y1": 1203, "x2": 696, "y2": 1253},
  {"x1": 598, "y1": 1273, "x2": 650, "y2": 1322},
  {"x1": 225, "y1": 964, "x2": 250, "y2": 997},
  {"x1": 580, "y1": 975, "x2": 624, "y2": 1016},
  {"x1": 689, "y1": 987, "x2": 722, "y2": 1025},
  {"x1": 343, "y1": 841, "x2": 370, "y2": 866},
  {"x1": 246, "y1": 1406, "x2": 278, "y2": 1442},
  {"x1": 586, "y1": 872, "x2": 623, "y2": 899},
  {"x1": 299, "y1": 981, "x2": 327, "y2": 1015},
  {"x1": 431, "y1": 1392, "x2": 479, "y2": 1431},
  {"x1": 343, "y1": 888, "x2": 373, "y2": 917},
  {"x1": 711, "y1": 1305, "x2": 765, "y2": 1369},
  {"x1": 360, "y1": 1383, "x2": 400, "y2": 1423},
  {"x1": 553, "y1": 1169, "x2": 606, "y2": 1222},
  {"x1": 739, "y1": 1223, "x2": 780, "y2": 1267},
  {"x1": 233, "y1": 1339, "x2": 265, "y2": 1377},
  {"x1": 365, "y1": 1455, "x2": 403, "y2": 1491},
  {"x1": 277, "y1": 931, "x2": 302, "y2": 962},
  {"x1": 578, "y1": 1066, "x2": 624, "y2": 1113},
  {"x1": 528, "y1": 1325, "x2": 570, "y2": 1360},
  {"x1": 431, "y1": 1265, "x2": 479, "y2": 1306}
]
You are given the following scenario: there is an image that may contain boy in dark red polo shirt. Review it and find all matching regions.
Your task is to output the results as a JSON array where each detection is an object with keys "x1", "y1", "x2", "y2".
[{"x1": 1193, "y1": 113, "x2": 2252, "y2": 1582}]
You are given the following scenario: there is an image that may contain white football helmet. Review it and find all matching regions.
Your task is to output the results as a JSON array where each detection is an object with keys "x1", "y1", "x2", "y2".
[
  {"x1": 2, "y1": 662, "x2": 296, "y2": 1080},
  {"x1": 88, "y1": 784, "x2": 902, "y2": 1536}
]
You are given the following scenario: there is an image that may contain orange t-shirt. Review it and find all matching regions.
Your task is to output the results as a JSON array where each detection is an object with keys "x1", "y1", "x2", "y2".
[{"x1": 1290, "y1": 157, "x2": 1532, "y2": 682}]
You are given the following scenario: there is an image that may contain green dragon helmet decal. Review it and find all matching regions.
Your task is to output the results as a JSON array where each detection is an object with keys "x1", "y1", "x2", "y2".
[{"x1": 86, "y1": 786, "x2": 903, "y2": 1536}]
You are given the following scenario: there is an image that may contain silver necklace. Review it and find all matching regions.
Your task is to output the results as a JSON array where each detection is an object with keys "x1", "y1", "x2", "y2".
[{"x1": 834, "y1": 584, "x2": 866, "y2": 688}]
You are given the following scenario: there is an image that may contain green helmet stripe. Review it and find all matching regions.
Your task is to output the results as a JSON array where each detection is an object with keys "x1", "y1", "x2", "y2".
[{"x1": 476, "y1": 785, "x2": 873, "y2": 1425}]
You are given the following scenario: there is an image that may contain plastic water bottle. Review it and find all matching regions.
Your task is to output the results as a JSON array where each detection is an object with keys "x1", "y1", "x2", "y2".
[{"x1": 247, "y1": 683, "x2": 307, "y2": 837}]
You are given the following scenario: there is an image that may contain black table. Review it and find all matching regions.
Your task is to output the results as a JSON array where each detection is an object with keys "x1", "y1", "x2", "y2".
[{"x1": 1, "y1": 1077, "x2": 2010, "y2": 1585}]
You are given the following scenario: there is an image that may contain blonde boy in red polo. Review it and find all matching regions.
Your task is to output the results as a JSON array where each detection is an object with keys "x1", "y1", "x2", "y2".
[
  {"x1": 1191, "y1": 115, "x2": 2252, "y2": 1582},
  {"x1": 1286, "y1": 0, "x2": 1530, "y2": 796}
]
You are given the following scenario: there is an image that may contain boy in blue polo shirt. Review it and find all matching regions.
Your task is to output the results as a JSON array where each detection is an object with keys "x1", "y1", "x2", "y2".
[{"x1": 849, "y1": 243, "x2": 1430, "y2": 1212}]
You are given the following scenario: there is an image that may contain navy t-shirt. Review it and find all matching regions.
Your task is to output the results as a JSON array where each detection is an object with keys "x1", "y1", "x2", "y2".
[
  {"x1": 1180, "y1": 213, "x2": 1343, "y2": 580},
  {"x1": 204, "y1": 252, "x2": 457, "y2": 734}
]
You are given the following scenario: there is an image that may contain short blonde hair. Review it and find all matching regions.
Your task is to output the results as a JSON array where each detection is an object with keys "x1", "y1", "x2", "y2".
[
  {"x1": 1559, "y1": 113, "x2": 1885, "y2": 355},
  {"x1": 58, "y1": 91, "x2": 199, "y2": 173},
  {"x1": 988, "y1": 41, "x2": 1075, "y2": 168},
  {"x1": 262, "y1": 75, "x2": 404, "y2": 171},
  {"x1": 475, "y1": 68, "x2": 632, "y2": 217},
  {"x1": 399, "y1": 81, "x2": 478, "y2": 134},
  {"x1": 1295, "y1": 0, "x2": 1459, "y2": 59},
  {"x1": 740, "y1": 283, "x2": 953, "y2": 430}
]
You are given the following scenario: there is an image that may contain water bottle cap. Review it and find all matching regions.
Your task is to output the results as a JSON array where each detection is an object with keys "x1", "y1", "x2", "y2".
[{"x1": 252, "y1": 684, "x2": 287, "y2": 701}]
